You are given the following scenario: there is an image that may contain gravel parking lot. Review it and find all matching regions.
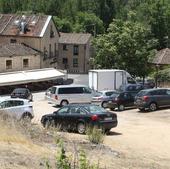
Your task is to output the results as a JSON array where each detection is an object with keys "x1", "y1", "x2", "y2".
[{"x1": 31, "y1": 91, "x2": 170, "y2": 168}]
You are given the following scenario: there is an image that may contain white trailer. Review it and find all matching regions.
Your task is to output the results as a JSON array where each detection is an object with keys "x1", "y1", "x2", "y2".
[{"x1": 89, "y1": 69, "x2": 135, "y2": 91}]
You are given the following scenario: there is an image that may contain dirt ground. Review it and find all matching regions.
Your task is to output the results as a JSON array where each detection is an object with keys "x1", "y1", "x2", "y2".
[{"x1": 0, "y1": 94, "x2": 170, "y2": 169}]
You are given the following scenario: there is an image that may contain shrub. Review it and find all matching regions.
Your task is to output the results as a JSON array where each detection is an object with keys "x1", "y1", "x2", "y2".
[{"x1": 86, "y1": 127, "x2": 105, "y2": 144}]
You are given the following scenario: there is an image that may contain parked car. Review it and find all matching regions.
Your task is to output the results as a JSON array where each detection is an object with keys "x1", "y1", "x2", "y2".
[
  {"x1": 107, "y1": 92, "x2": 136, "y2": 111},
  {"x1": 119, "y1": 84, "x2": 144, "y2": 94},
  {"x1": 136, "y1": 79, "x2": 155, "y2": 89},
  {"x1": 11, "y1": 88, "x2": 33, "y2": 101},
  {"x1": 0, "y1": 98, "x2": 34, "y2": 121},
  {"x1": 134, "y1": 88, "x2": 170, "y2": 111},
  {"x1": 45, "y1": 85, "x2": 92, "y2": 106},
  {"x1": 41, "y1": 104, "x2": 118, "y2": 134},
  {"x1": 92, "y1": 90, "x2": 119, "y2": 108}
]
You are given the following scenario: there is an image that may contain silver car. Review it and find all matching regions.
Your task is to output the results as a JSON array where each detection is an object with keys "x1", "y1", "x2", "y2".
[
  {"x1": 92, "y1": 90, "x2": 119, "y2": 108},
  {"x1": 0, "y1": 98, "x2": 34, "y2": 121}
]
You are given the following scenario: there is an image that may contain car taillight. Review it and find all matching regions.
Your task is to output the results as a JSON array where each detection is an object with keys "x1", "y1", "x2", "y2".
[
  {"x1": 91, "y1": 115, "x2": 99, "y2": 121},
  {"x1": 114, "y1": 97, "x2": 120, "y2": 102},
  {"x1": 55, "y1": 95, "x2": 58, "y2": 100},
  {"x1": 143, "y1": 95, "x2": 149, "y2": 101}
]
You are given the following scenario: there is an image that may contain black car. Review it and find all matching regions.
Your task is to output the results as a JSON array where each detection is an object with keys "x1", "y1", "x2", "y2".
[
  {"x1": 134, "y1": 88, "x2": 170, "y2": 111},
  {"x1": 107, "y1": 92, "x2": 136, "y2": 111},
  {"x1": 11, "y1": 88, "x2": 33, "y2": 101},
  {"x1": 41, "y1": 104, "x2": 118, "y2": 134}
]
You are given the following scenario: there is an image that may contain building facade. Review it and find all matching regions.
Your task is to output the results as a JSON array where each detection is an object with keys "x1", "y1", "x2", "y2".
[
  {"x1": 0, "y1": 43, "x2": 40, "y2": 73},
  {"x1": 58, "y1": 33, "x2": 92, "y2": 73},
  {"x1": 0, "y1": 14, "x2": 60, "y2": 69}
]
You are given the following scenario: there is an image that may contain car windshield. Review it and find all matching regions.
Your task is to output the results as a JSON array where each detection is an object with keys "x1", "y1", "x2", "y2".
[
  {"x1": 84, "y1": 105, "x2": 107, "y2": 114},
  {"x1": 93, "y1": 92, "x2": 103, "y2": 97},
  {"x1": 110, "y1": 92, "x2": 120, "y2": 97},
  {"x1": 136, "y1": 90, "x2": 149, "y2": 97},
  {"x1": 13, "y1": 88, "x2": 27, "y2": 93}
]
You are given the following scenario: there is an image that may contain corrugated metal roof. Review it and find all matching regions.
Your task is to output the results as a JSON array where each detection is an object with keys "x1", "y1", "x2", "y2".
[
  {"x1": 0, "y1": 43, "x2": 39, "y2": 57},
  {"x1": 151, "y1": 48, "x2": 170, "y2": 65},
  {"x1": 59, "y1": 33, "x2": 92, "y2": 44},
  {"x1": 0, "y1": 14, "x2": 51, "y2": 37}
]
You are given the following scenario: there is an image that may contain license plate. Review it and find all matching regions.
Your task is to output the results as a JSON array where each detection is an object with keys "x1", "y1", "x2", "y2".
[
  {"x1": 109, "y1": 101, "x2": 112, "y2": 103},
  {"x1": 105, "y1": 117, "x2": 112, "y2": 121}
]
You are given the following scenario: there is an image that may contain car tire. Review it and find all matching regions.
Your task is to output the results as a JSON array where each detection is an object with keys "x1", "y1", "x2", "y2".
[
  {"x1": 101, "y1": 101, "x2": 108, "y2": 108},
  {"x1": 149, "y1": 102, "x2": 157, "y2": 111},
  {"x1": 110, "y1": 107, "x2": 115, "y2": 111},
  {"x1": 139, "y1": 108, "x2": 145, "y2": 112},
  {"x1": 104, "y1": 129, "x2": 111, "y2": 135},
  {"x1": 60, "y1": 100, "x2": 69, "y2": 107},
  {"x1": 118, "y1": 104, "x2": 125, "y2": 111},
  {"x1": 22, "y1": 112, "x2": 32, "y2": 123},
  {"x1": 77, "y1": 122, "x2": 86, "y2": 134}
]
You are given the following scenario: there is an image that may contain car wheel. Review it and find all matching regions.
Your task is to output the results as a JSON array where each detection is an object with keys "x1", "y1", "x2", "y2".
[
  {"x1": 101, "y1": 101, "x2": 108, "y2": 108},
  {"x1": 139, "y1": 108, "x2": 145, "y2": 112},
  {"x1": 110, "y1": 107, "x2": 115, "y2": 111},
  {"x1": 22, "y1": 112, "x2": 32, "y2": 123},
  {"x1": 118, "y1": 104, "x2": 125, "y2": 111},
  {"x1": 149, "y1": 102, "x2": 157, "y2": 111},
  {"x1": 60, "y1": 100, "x2": 69, "y2": 107},
  {"x1": 104, "y1": 129, "x2": 111, "y2": 135},
  {"x1": 77, "y1": 122, "x2": 86, "y2": 134}
]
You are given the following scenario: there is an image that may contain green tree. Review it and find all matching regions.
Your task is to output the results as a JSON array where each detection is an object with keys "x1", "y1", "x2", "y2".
[
  {"x1": 74, "y1": 12, "x2": 104, "y2": 35},
  {"x1": 53, "y1": 16, "x2": 73, "y2": 33},
  {"x1": 93, "y1": 19, "x2": 157, "y2": 77}
]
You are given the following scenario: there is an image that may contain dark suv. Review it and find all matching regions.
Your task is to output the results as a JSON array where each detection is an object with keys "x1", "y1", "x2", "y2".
[
  {"x1": 134, "y1": 88, "x2": 170, "y2": 111},
  {"x1": 107, "y1": 92, "x2": 136, "y2": 111},
  {"x1": 11, "y1": 88, "x2": 33, "y2": 101}
]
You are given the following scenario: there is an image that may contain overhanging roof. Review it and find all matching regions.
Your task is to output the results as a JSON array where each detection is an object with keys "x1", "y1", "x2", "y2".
[
  {"x1": 0, "y1": 68, "x2": 66, "y2": 86},
  {"x1": 151, "y1": 48, "x2": 170, "y2": 65}
]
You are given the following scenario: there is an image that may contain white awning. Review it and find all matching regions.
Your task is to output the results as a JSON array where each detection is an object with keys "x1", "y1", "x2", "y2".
[{"x1": 0, "y1": 68, "x2": 66, "y2": 86}]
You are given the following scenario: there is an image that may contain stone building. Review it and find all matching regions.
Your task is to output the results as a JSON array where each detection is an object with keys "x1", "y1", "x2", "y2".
[
  {"x1": 0, "y1": 14, "x2": 60, "y2": 69},
  {"x1": 58, "y1": 33, "x2": 92, "y2": 73},
  {"x1": 0, "y1": 43, "x2": 40, "y2": 73}
]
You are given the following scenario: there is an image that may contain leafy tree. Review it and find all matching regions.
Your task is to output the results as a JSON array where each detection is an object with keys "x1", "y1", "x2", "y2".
[
  {"x1": 53, "y1": 16, "x2": 73, "y2": 33},
  {"x1": 93, "y1": 19, "x2": 157, "y2": 77},
  {"x1": 74, "y1": 12, "x2": 104, "y2": 35}
]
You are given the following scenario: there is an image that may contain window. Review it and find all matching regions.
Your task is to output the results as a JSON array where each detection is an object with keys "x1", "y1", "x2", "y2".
[
  {"x1": 63, "y1": 58, "x2": 68, "y2": 64},
  {"x1": 73, "y1": 58, "x2": 78, "y2": 67},
  {"x1": 58, "y1": 87, "x2": 83, "y2": 94},
  {"x1": 167, "y1": 90, "x2": 170, "y2": 95},
  {"x1": 50, "y1": 25, "x2": 54, "y2": 38},
  {"x1": 49, "y1": 44, "x2": 53, "y2": 57},
  {"x1": 44, "y1": 47, "x2": 47, "y2": 60},
  {"x1": 23, "y1": 59, "x2": 29, "y2": 68},
  {"x1": 63, "y1": 45, "x2": 67, "y2": 51},
  {"x1": 105, "y1": 92, "x2": 114, "y2": 96},
  {"x1": 73, "y1": 45, "x2": 79, "y2": 55},
  {"x1": 50, "y1": 87, "x2": 56, "y2": 94},
  {"x1": 6, "y1": 60, "x2": 12, "y2": 69},
  {"x1": 54, "y1": 43, "x2": 57, "y2": 56},
  {"x1": 57, "y1": 107, "x2": 69, "y2": 114},
  {"x1": 83, "y1": 87, "x2": 92, "y2": 94},
  {"x1": 10, "y1": 39, "x2": 16, "y2": 43}
]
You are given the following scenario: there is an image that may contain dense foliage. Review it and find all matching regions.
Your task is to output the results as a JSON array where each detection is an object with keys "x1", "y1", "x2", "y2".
[{"x1": 0, "y1": 0, "x2": 169, "y2": 77}]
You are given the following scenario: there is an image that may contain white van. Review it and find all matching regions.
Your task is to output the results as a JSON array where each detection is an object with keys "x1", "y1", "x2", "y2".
[{"x1": 45, "y1": 85, "x2": 93, "y2": 106}]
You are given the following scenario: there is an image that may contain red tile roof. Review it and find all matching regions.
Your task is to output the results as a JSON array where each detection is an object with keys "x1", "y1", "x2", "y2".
[{"x1": 0, "y1": 14, "x2": 51, "y2": 37}]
